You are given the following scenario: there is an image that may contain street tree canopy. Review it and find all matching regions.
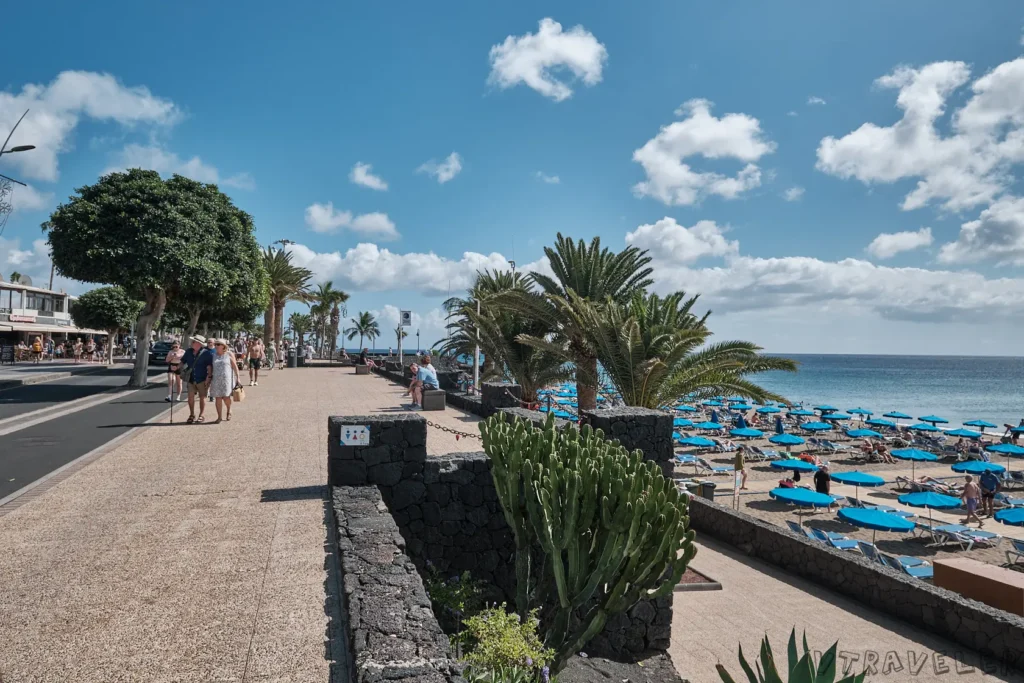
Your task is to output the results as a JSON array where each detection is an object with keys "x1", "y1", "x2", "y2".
[
  {"x1": 47, "y1": 169, "x2": 266, "y2": 386},
  {"x1": 70, "y1": 286, "x2": 143, "y2": 363}
]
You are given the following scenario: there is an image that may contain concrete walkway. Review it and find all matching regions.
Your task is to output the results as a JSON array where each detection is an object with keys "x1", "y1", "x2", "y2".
[
  {"x1": 0, "y1": 366, "x2": 483, "y2": 682},
  {"x1": 673, "y1": 540, "x2": 1023, "y2": 683}
]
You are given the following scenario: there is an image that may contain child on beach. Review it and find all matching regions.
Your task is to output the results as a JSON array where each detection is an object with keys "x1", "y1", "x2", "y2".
[{"x1": 961, "y1": 475, "x2": 983, "y2": 527}]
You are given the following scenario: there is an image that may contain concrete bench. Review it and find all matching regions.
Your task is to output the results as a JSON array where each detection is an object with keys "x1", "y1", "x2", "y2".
[
  {"x1": 422, "y1": 389, "x2": 446, "y2": 411},
  {"x1": 354, "y1": 364, "x2": 370, "y2": 375},
  {"x1": 934, "y1": 557, "x2": 1024, "y2": 616}
]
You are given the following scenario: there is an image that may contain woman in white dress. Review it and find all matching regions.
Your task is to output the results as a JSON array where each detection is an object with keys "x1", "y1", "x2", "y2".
[{"x1": 210, "y1": 339, "x2": 240, "y2": 423}]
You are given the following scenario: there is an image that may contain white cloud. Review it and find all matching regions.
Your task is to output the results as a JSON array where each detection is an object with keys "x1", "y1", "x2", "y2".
[
  {"x1": 369, "y1": 304, "x2": 449, "y2": 350},
  {"x1": 625, "y1": 218, "x2": 738, "y2": 264},
  {"x1": 783, "y1": 186, "x2": 805, "y2": 202},
  {"x1": 286, "y1": 242, "x2": 545, "y2": 295},
  {"x1": 417, "y1": 152, "x2": 463, "y2": 184},
  {"x1": 866, "y1": 227, "x2": 933, "y2": 259},
  {"x1": 487, "y1": 18, "x2": 607, "y2": 102},
  {"x1": 0, "y1": 71, "x2": 179, "y2": 183},
  {"x1": 807, "y1": 96, "x2": 827, "y2": 106},
  {"x1": 303, "y1": 202, "x2": 399, "y2": 240},
  {"x1": 632, "y1": 99, "x2": 776, "y2": 206},
  {"x1": 938, "y1": 196, "x2": 1024, "y2": 265},
  {"x1": 787, "y1": 111, "x2": 798, "y2": 117},
  {"x1": 104, "y1": 144, "x2": 255, "y2": 190},
  {"x1": 535, "y1": 171, "x2": 560, "y2": 184},
  {"x1": 349, "y1": 162, "x2": 388, "y2": 191},
  {"x1": 0, "y1": 237, "x2": 80, "y2": 293},
  {"x1": 2, "y1": 183, "x2": 53, "y2": 214}
]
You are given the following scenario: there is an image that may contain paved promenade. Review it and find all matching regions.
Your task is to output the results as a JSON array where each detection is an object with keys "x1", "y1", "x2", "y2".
[{"x1": 0, "y1": 367, "x2": 480, "y2": 682}]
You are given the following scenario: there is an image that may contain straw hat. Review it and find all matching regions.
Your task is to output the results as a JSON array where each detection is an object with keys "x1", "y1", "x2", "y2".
[{"x1": 189, "y1": 334, "x2": 207, "y2": 345}]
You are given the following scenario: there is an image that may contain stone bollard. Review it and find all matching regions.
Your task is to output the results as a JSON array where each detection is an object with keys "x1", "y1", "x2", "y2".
[
  {"x1": 480, "y1": 382, "x2": 522, "y2": 416},
  {"x1": 327, "y1": 414, "x2": 427, "y2": 488}
]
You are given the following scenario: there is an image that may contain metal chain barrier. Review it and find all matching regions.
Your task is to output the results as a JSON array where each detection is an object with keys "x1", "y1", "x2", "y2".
[{"x1": 425, "y1": 419, "x2": 481, "y2": 441}]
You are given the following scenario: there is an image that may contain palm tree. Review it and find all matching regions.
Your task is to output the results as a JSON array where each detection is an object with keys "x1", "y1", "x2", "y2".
[
  {"x1": 312, "y1": 281, "x2": 349, "y2": 358},
  {"x1": 395, "y1": 325, "x2": 408, "y2": 351},
  {"x1": 308, "y1": 300, "x2": 330, "y2": 356},
  {"x1": 288, "y1": 312, "x2": 313, "y2": 349},
  {"x1": 262, "y1": 247, "x2": 312, "y2": 349},
  {"x1": 582, "y1": 290, "x2": 797, "y2": 408},
  {"x1": 345, "y1": 311, "x2": 380, "y2": 351},
  {"x1": 500, "y1": 234, "x2": 654, "y2": 410}
]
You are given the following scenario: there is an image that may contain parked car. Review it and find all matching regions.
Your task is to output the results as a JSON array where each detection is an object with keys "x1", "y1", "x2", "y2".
[{"x1": 149, "y1": 341, "x2": 175, "y2": 365}]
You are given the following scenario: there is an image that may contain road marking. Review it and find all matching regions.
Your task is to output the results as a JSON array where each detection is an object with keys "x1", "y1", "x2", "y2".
[
  {"x1": 0, "y1": 400, "x2": 174, "y2": 513},
  {"x1": 0, "y1": 375, "x2": 169, "y2": 437}
]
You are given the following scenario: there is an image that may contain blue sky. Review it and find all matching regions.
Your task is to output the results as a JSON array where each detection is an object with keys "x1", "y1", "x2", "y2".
[{"x1": 3, "y1": 1, "x2": 1024, "y2": 354}]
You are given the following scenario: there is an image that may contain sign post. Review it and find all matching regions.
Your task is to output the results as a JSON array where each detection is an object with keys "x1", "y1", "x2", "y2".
[{"x1": 399, "y1": 310, "x2": 412, "y2": 372}]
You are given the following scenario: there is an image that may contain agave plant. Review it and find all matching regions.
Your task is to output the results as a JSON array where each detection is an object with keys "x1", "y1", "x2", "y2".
[{"x1": 716, "y1": 629, "x2": 865, "y2": 683}]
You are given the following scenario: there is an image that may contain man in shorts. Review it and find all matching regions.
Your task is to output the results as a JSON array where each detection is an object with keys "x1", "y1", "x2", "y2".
[
  {"x1": 247, "y1": 338, "x2": 265, "y2": 386},
  {"x1": 979, "y1": 469, "x2": 1000, "y2": 518},
  {"x1": 409, "y1": 354, "x2": 439, "y2": 410},
  {"x1": 961, "y1": 475, "x2": 983, "y2": 527},
  {"x1": 180, "y1": 335, "x2": 213, "y2": 424}
]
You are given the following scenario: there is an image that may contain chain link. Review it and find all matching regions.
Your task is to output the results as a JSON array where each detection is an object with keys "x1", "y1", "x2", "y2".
[{"x1": 425, "y1": 419, "x2": 482, "y2": 441}]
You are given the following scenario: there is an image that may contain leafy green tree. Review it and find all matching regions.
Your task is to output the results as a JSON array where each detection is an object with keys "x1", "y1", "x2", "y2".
[
  {"x1": 580, "y1": 290, "x2": 796, "y2": 408},
  {"x1": 345, "y1": 311, "x2": 380, "y2": 350},
  {"x1": 288, "y1": 311, "x2": 313, "y2": 349},
  {"x1": 46, "y1": 170, "x2": 261, "y2": 386},
  {"x1": 69, "y1": 286, "x2": 143, "y2": 363},
  {"x1": 9, "y1": 271, "x2": 22, "y2": 284},
  {"x1": 499, "y1": 235, "x2": 653, "y2": 410}
]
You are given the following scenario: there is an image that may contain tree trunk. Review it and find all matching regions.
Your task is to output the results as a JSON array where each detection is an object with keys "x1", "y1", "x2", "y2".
[
  {"x1": 130, "y1": 288, "x2": 166, "y2": 388},
  {"x1": 185, "y1": 307, "x2": 201, "y2": 339},
  {"x1": 107, "y1": 328, "x2": 117, "y2": 365},
  {"x1": 274, "y1": 301, "x2": 285, "y2": 347},
  {"x1": 576, "y1": 354, "x2": 599, "y2": 411},
  {"x1": 263, "y1": 299, "x2": 275, "y2": 348}
]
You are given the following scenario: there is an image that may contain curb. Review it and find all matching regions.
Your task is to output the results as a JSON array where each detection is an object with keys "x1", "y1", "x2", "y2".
[
  {"x1": 0, "y1": 365, "x2": 111, "y2": 392},
  {"x1": 674, "y1": 567, "x2": 723, "y2": 592}
]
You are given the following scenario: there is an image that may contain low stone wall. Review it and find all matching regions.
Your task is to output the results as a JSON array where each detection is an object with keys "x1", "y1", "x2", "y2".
[
  {"x1": 332, "y1": 485, "x2": 464, "y2": 682},
  {"x1": 688, "y1": 496, "x2": 1024, "y2": 670},
  {"x1": 580, "y1": 407, "x2": 675, "y2": 480}
]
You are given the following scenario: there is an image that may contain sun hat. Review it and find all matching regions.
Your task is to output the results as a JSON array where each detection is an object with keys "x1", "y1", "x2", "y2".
[
  {"x1": 190, "y1": 334, "x2": 207, "y2": 345},
  {"x1": 214, "y1": 338, "x2": 228, "y2": 347}
]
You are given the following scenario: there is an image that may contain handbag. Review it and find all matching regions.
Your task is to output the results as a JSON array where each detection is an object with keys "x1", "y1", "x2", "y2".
[{"x1": 232, "y1": 383, "x2": 245, "y2": 402}]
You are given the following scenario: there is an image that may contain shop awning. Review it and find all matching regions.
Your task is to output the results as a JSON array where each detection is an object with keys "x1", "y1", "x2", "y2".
[{"x1": 0, "y1": 322, "x2": 107, "y2": 335}]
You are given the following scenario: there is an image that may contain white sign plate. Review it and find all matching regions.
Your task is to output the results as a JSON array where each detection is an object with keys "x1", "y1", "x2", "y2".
[
  {"x1": 340, "y1": 425, "x2": 370, "y2": 446},
  {"x1": 400, "y1": 310, "x2": 412, "y2": 326}
]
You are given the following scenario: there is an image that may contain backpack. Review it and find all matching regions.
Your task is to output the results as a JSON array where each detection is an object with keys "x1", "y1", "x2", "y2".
[{"x1": 31, "y1": 341, "x2": 42, "y2": 353}]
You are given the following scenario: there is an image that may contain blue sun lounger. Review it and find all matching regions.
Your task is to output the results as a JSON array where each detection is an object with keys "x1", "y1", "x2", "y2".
[{"x1": 809, "y1": 527, "x2": 859, "y2": 551}]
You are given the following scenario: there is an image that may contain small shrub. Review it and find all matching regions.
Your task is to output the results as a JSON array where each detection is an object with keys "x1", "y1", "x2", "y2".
[
  {"x1": 462, "y1": 605, "x2": 554, "y2": 675},
  {"x1": 462, "y1": 664, "x2": 555, "y2": 683},
  {"x1": 716, "y1": 628, "x2": 866, "y2": 683},
  {"x1": 423, "y1": 566, "x2": 484, "y2": 649}
]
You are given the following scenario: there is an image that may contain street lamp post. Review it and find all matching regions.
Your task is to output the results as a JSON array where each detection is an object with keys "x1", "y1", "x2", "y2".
[{"x1": 416, "y1": 329, "x2": 420, "y2": 354}]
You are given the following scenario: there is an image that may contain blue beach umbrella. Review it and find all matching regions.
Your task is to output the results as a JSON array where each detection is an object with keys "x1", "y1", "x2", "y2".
[
  {"x1": 789, "y1": 409, "x2": 815, "y2": 417},
  {"x1": 769, "y1": 433, "x2": 805, "y2": 456},
  {"x1": 730, "y1": 427, "x2": 763, "y2": 438},
  {"x1": 846, "y1": 429, "x2": 884, "y2": 439},
  {"x1": 994, "y1": 508, "x2": 1024, "y2": 527},
  {"x1": 678, "y1": 435, "x2": 716, "y2": 448},
  {"x1": 919, "y1": 415, "x2": 949, "y2": 425},
  {"x1": 676, "y1": 405, "x2": 697, "y2": 413},
  {"x1": 770, "y1": 459, "x2": 819, "y2": 473},
  {"x1": 695, "y1": 421, "x2": 723, "y2": 430},
  {"x1": 866, "y1": 418, "x2": 896, "y2": 429},
  {"x1": 815, "y1": 405, "x2": 838, "y2": 413},
  {"x1": 891, "y1": 447, "x2": 939, "y2": 479},
  {"x1": 986, "y1": 443, "x2": 1024, "y2": 473},
  {"x1": 830, "y1": 470, "x2": 885, "y2": 501},
  {"x1": 703, "y1": 400, "x2": 723, "y2": 407},
  {"x1": 757, "y1": 406, "x2": 781, "y2": 414},
  {"x1": 951, "y1": 461, "x2": 1005, "y2": 474},
  {"x1": 848, "y1": 408, "x2": 873, "y2": 416},
  {"x1": 731, "y1": 403, "x2": 753, "y2": 411},
  {"x1": 964, "y1": 419, "x2": 997, "y2": 431},
  {"x1": 774, "y1": 416, "x2": 784, "y2": 435},
  {"x1": 555, "y1": 398, "x2": 573, "y2": 405},
  {"x1": 883, "y1": 411, "x2": 912, "y2": 423},
  {"x1": 838, "y1": 507, "x2": 915, "y2": 543},
  {"x1": 710, "y1": 410, "x2": 720, "y2": 423},
  {"x1": 945, "y1": 428, "x2": 982, "y2": 439},
  {"x1": 673, "y1": 418, "x2": 693, "y2": 428},
  {"x1": 897, "y1": 491, "x2": 962, "y2": 530},
  {"x1": 735, "y1": 415, "x2": 748, "y2": 429},
  {"x1": 908, "y1": 423, "x2": 941, "y2": 432},
  {"x1": 800, "y1": 422, "x2": 833, "y2": 432},
  {"x1": 822, "y1": 413, "x2": 852, "y2": 421},
  {"x1": 769, "y1": 487, "x2": 835, "y2": 526},
  {"x1": 727, "y1": 395, "x2": 745, "y2": 402}
]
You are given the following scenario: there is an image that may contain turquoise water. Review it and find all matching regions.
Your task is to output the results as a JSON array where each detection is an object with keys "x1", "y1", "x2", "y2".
[{"x1": 755, "y1": 354, "x2": 1024, "y2": 431}]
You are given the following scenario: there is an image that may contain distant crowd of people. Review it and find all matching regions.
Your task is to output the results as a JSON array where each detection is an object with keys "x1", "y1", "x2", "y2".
[{"x1": 15, "y1": 336, "x2": 107, "y2": 364}]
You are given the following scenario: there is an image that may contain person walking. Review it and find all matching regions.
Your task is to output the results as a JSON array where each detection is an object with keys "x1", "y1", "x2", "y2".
[
  {"x1": 814, "y1": 463, "x2": 834, "y2": 510},
  {"x1": 734, "y1": 444, "x2": 749, "y2": 491},
  {"x1": 979, "y1": 469, "x2": 1000, "y2": 518},
  {"x1": 180, "y1": 335, "x2": 214, "y2": 424},
  {"x1": 73, "y1": 337, "x2": 83, "y2": 364},
  {"x1": 85, "y1": 337, "x2": 96, "y2": 363},
  {"x1": 961, "y1": 475, "x2": 984, "y2": 527},
  {"x1": 165, "y1": 340, "x2": 185, "y2": 402},
  {"x1": 210, "y1": 339, "x2": 240, "y2": 423},
  {"x1": 30, "y1": 336, "x2": 43, "y2": 364},
  {"x1": 247, "y1": 338, "x2": 264, "y2": 386}
]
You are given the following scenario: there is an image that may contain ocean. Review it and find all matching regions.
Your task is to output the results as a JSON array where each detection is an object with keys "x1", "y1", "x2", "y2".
[{"x1": 755, "y1": 354, "x2": 1024, "y2": 431}]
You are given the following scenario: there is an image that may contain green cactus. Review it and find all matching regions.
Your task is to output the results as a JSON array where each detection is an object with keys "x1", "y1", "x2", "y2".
[
  {"x1": 480, "y1": 412, "x2": 697, "y2": 673},
  {"x1": 716, "y1": 628, "x2": 866, "y2": 683}
]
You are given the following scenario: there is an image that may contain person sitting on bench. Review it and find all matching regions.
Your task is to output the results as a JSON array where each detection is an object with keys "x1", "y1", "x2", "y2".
[{"x1": 409, "y1": 354, "x2": 439, "y2": 410}]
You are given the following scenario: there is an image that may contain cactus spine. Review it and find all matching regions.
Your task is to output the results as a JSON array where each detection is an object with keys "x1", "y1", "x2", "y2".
[{"x1": 480, "y1": 412, "x2": 697, "y2": 673}]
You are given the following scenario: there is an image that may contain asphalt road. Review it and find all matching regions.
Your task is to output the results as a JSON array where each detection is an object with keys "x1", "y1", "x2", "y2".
[
  {"x1": 0, "y1": 373, "x2": 173, "y2": 500},
  {"x1": 0, "y1": 366, "x2": 165, "y2": 422}
]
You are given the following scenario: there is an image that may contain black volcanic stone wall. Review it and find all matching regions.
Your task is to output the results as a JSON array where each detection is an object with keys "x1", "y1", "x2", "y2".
[
  {"x1": 480, "y1": 382, "x2": 523, "y2": 416},
  {"x1": 580, "y1": 407, "x2": 675, "y2": 479},
  {"x1": 328, "y1": 414, "x2": 427, "y2": 488},
  {"x1": 689, "y1": 496, "x2": 1024, "y2": 671},
  {"x1": 332, "y1": 486, "x2": 464, "y2": 682}
]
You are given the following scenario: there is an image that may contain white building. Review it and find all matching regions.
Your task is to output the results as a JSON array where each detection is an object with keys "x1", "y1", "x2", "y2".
[{"x1": 0, "y1": 279, "x2": 104, "y2": 344}]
